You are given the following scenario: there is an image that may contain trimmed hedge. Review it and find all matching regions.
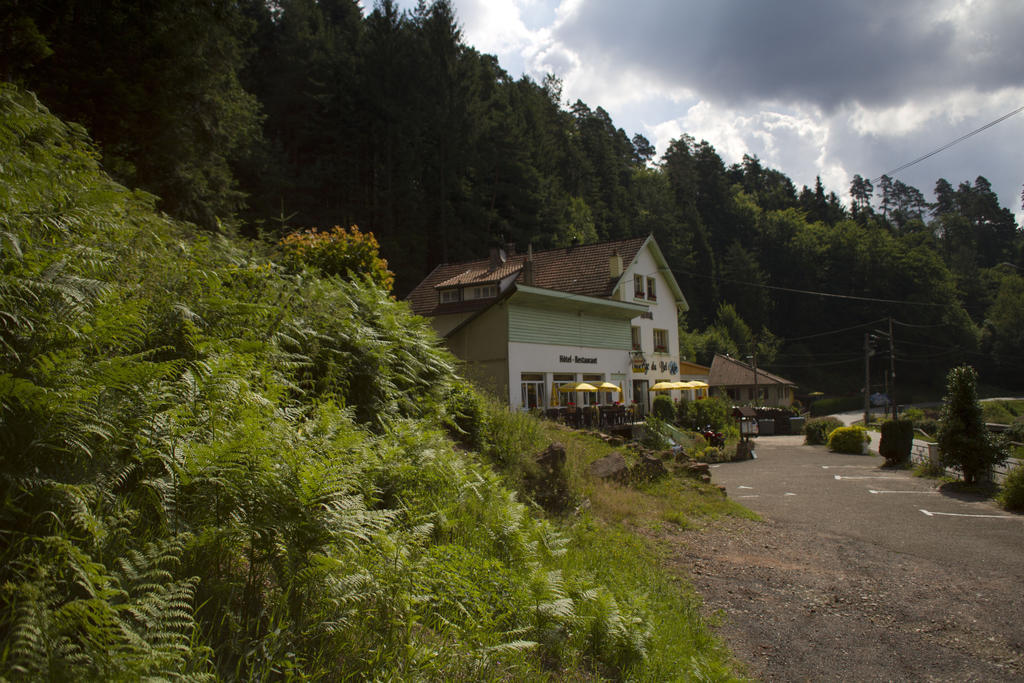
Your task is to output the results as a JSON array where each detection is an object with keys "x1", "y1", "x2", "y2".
[
  {"x1": 805, "y1": 416, "x2": 844, "y2": 445},
  {"x1": 879, "y1": 419, "x2": 914, "y2": 466},
  {"x1": 828, "y1": 425, "x2": 870, "y2": 454}
]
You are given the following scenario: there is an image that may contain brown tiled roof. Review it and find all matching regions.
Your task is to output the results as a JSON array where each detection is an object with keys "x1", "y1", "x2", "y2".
[
  {"x1": 708, "y1": 354, "x2": 795, "y2": 387},
  {"x1": 435, "y1": 260, "x2": 524, "y2": 288},
  {"x1": 405, "y1": 237, "x2": 649, "y2": 317}
]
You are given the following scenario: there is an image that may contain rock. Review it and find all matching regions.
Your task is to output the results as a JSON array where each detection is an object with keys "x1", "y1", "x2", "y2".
[
  {"x1": 679, "y1": 461, "x2": 712, "y2": 483},
  {"x1": 528, "y1": 442, "x2": 570, "y2": 512},
  {"x1": 536, "y1": 442, "x2": 567, "y2": 470},
  {"x1": 588, "y1": 451, "x2": 630, "y2": 483},
  {"x1": 633, "y1": 454, "x2": 669, "y2": 482}
]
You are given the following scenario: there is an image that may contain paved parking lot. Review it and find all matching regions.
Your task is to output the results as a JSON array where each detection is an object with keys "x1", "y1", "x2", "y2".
[{"x1": 676, "y1": 434, "x2": 1024, "y2": 681}]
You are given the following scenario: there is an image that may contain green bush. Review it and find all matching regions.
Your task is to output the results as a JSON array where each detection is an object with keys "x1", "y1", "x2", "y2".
[
  {"x1": 642, "y1": 416, "x2": 673, "y2": 451},
  {"x1": 879, "y1": 419, "x2": 914, "y2": 466},
  {"x1": 809, "y1": 396, "x2": 862, "y2": 416},
  {"x1": 444, "y1": 380, "x2": 489, "y2": 451},
  {"x1": 805, "y1": 416, "x2": 843, "y2": 445},
  {"x1": 652, "y1": 394, "x2": 675, "y2": 423},
  {"x1": 827, "y1": 426, "x2": 870, "y2": 454},
  {"x1": 677, "y1": 396, "x2": 731, "y2": 433},
  {"x1": 692, "y1": 446, "x2": 724, "y2": 463},
  {"x1": 998, "y1": 464, "x2": 1024, "y2": 511}
]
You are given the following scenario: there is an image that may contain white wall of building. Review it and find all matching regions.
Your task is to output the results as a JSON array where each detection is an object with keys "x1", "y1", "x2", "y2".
[
  {"x1": 618, "y1": 244, "x2": 683, "y2": 407},
  {"x1": 507, "y1": 341, "x2": 631, "y2": 409}
]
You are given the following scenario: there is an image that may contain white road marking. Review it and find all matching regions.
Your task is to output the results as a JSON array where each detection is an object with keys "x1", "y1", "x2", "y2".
[
  {"x1": 822, "y1": 465, "x2": 874, "y2": 469},
  {"x1": 919, "y1": 509, "x2": 1019, "y2": 519},
  {"x1": 869, "y1": 489, "x2": 939, "y2": 495},
  {"x1": 738, "y1": 495, "x2": 760, "y2": 499},
  {"x1": 833, "y1": 475, "x2": 901, "y2": 480},
  {"x1": 737, "y1": 485, "x2": 753, "y2": 489},
  {"x1": 785, "y1": 492, "x2": 797, "y2": 496}
]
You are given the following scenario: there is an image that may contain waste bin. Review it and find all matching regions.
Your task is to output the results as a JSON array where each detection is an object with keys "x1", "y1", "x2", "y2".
[
  {"x1": 757, "y1": 419, "x2": 775, "y2": 436},
  {"x1": 789, "y1": 416, "x2": 805, "y2": 434}
]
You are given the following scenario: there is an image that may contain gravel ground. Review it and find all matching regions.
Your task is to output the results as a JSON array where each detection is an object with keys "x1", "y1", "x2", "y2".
[{"x1": 662, "y1": 436, "x2": 1024, "y2": 682}]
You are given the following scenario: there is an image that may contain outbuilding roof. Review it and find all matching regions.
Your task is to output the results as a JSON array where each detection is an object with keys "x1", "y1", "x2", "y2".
[{"x1": 708, "y1": 353, "x2": 795, "y2": 387}]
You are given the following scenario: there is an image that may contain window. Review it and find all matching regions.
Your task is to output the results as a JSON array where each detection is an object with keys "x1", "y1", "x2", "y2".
[
  {"x1": 653, "y1": 328, "x2": 668, "y2": 353},
  {"x1": 520, "y1": 373, "x2": 545, "y2": 410},
  {"x1": 646, "y1": 277, "x2": 657, "y2": 301},
  {"x1": 465, "y1": 284, "x2": 497, "y2": 300},
  {"x1": 633, "y1": 274, "x2": 645, "y2": 299},
  {"x1": 552, "y1": 373, "x2": 576, "y2": 407},
  {"x1": 439, "y1": 288, "x2": 461, "y2": 304},
  {"x1": 631, "y1": 326, "x2": 642, "y2": 351},
  {"x1": 582, "y1": 373, "x2": 602, "y2": 406}
]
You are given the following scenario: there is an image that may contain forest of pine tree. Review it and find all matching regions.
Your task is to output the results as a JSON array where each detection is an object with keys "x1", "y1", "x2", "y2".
[{"x1": 5, "y1": 0, "x2": 1023, "y2": 394}]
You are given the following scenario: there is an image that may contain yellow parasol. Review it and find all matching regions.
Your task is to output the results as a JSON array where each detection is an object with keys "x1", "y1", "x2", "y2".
[
  {"x1": 649, "y1": 381, "x2": 677, "y2": 392},
  {"x1": 597, "y1": 381, "x2": 623, "y2": 392},
  {"x1": 558, "y1": 382, "x2": 599, "y2": 393}
]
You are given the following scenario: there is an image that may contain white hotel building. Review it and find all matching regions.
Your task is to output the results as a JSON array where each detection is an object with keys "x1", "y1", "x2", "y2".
[{"x1": 406, "y1": 236, "x2": 688, "y2": 412}]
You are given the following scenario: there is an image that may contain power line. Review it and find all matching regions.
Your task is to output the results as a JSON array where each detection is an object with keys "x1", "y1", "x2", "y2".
[
  {"x1": 672, "y1": 268, "x2": 945, "y2": 306},
  {"x1": 872, "y1": 104, "x2": 1024, "y2": 184},
  {"x1": 782, "y1": 317, "x2": 888, "y2": 342}
]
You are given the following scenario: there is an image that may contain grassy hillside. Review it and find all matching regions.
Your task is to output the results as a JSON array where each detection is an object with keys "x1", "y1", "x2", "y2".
[{"x1": 0, "y1": 84, "x2": 743, "y2": 680}]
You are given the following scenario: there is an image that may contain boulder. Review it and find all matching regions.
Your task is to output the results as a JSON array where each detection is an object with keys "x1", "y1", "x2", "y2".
[
  {"x1": 679, "y1": 461, "x2": 711, "y2": 483},
  {"x1": 528, "y1": 442, "x2": 570, "y2": 512},
  {"x1": 633, "y1": 454, "x2": 669, "y2": 482},
  {"x1": 588, "y1": 451, "x2": 630, "y2": 483}
]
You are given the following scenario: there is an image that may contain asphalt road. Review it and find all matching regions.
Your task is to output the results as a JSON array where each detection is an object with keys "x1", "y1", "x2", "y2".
[
  {"x1": 712, "y1": 435, "x2": 1024, "y2": 579},
  {"x1": 683, "y1": 434, "x2": 1024, "y2": 681}
]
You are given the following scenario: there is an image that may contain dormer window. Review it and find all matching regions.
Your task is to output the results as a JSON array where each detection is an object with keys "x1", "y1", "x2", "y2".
[
  {"x1": 439, "y1": 288, "x2": 462, "y2": 304},
  {"x1": 633, "y1": 274, "x2": 645, "y2": 299},
  {"x1": 647, "y1": 277, "x2": 657, "y2": 301},
  {"x1": 466, "y1": 285, "x2": 498, "y2": 300}
]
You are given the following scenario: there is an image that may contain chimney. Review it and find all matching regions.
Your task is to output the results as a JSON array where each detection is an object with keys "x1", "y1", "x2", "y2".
[
  {"x1": 520, "y1": 243, "x2": 535, "y2": 286},
  {"x1": 609, "y1": 249, "x2": 623, "y2": 278},
  {"x1": 488, "y1": 246, "x2": 506, "y2": 270},
  {"x1": 504, "y1": 242, "x2": 516, "y2": 257}
]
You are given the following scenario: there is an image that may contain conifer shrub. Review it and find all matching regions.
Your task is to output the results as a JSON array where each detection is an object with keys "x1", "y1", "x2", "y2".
[
  {"x1": 937, "y1": 365, "x2": 1007, "y2": 485},
  {"x1": 827, "y1": 425, "x2": 870, "y2": 454},
  {"x1": 879, "y1": 419, "x2": 914, "y2": 466},
  {"x1": 804, "y1": 416, "x2": 843, "y2": 445}
]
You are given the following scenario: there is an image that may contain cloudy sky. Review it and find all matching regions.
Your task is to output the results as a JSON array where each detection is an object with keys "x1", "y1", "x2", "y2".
[{"x1": 394, "y1": 0, "x2": 1024, "y2": 224}]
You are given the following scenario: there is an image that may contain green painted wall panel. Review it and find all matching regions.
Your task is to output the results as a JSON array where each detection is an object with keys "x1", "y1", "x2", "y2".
[{"x1": 509, "y1": 304, "x2": 631, "y2": 349}]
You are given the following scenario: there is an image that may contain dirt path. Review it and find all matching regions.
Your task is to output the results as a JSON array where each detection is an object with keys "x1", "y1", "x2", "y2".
[{"x1": 663, "y1": 436, "x2": 1024, "y2": 682}]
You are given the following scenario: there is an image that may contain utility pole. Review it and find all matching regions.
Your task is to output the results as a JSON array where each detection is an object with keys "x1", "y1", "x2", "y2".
[
  {"x1": 888, "y1": 317, "x2": 896, "y2": 420},
  {"x1": 864, "y1": 333, "x2": 871, "y2": 426}
]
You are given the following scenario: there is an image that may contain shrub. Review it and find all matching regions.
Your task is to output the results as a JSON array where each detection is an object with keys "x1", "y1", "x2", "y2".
[
  {"x1": 827, "y1": 426, "x2": 869, "y2": 454},
  {"x1": 279, "y1": 224, "x2": 395, "y2": 292},
  {"x1": 641, "y1": 416, "x2": 673, "y2": 451},
  {"x1": 692, "y1": 446, "x2": 724, "y2": 463},
  {"x1": 444, "y1": 380, "x2": 489, "y2": 451},
  {"x1": 879, "y1": 419, "x2": 914, "y2": 467},
  {"x1": 998, "y1": 463, "x2": 1024, "y2": 511},
  {"x1": 937, "y1": 366, "x2": 1008, "y2": 485},
  {"x1": 652, "y1": 394, "x2": 675, "y2": 423},
  {"x1": 677, "y1": 396, "x2": 731, "y2": 433},
  {"x1": 805, "y1": 416, "x2": 843, "y2": 445},
  {"x1": 809, "y1": 396, "x2": 862, "y2": 417}
]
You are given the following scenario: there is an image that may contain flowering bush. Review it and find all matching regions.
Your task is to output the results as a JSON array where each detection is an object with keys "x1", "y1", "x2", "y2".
[{"x1": 279, "y1": 224, "x2": 394, "y2": 292}]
